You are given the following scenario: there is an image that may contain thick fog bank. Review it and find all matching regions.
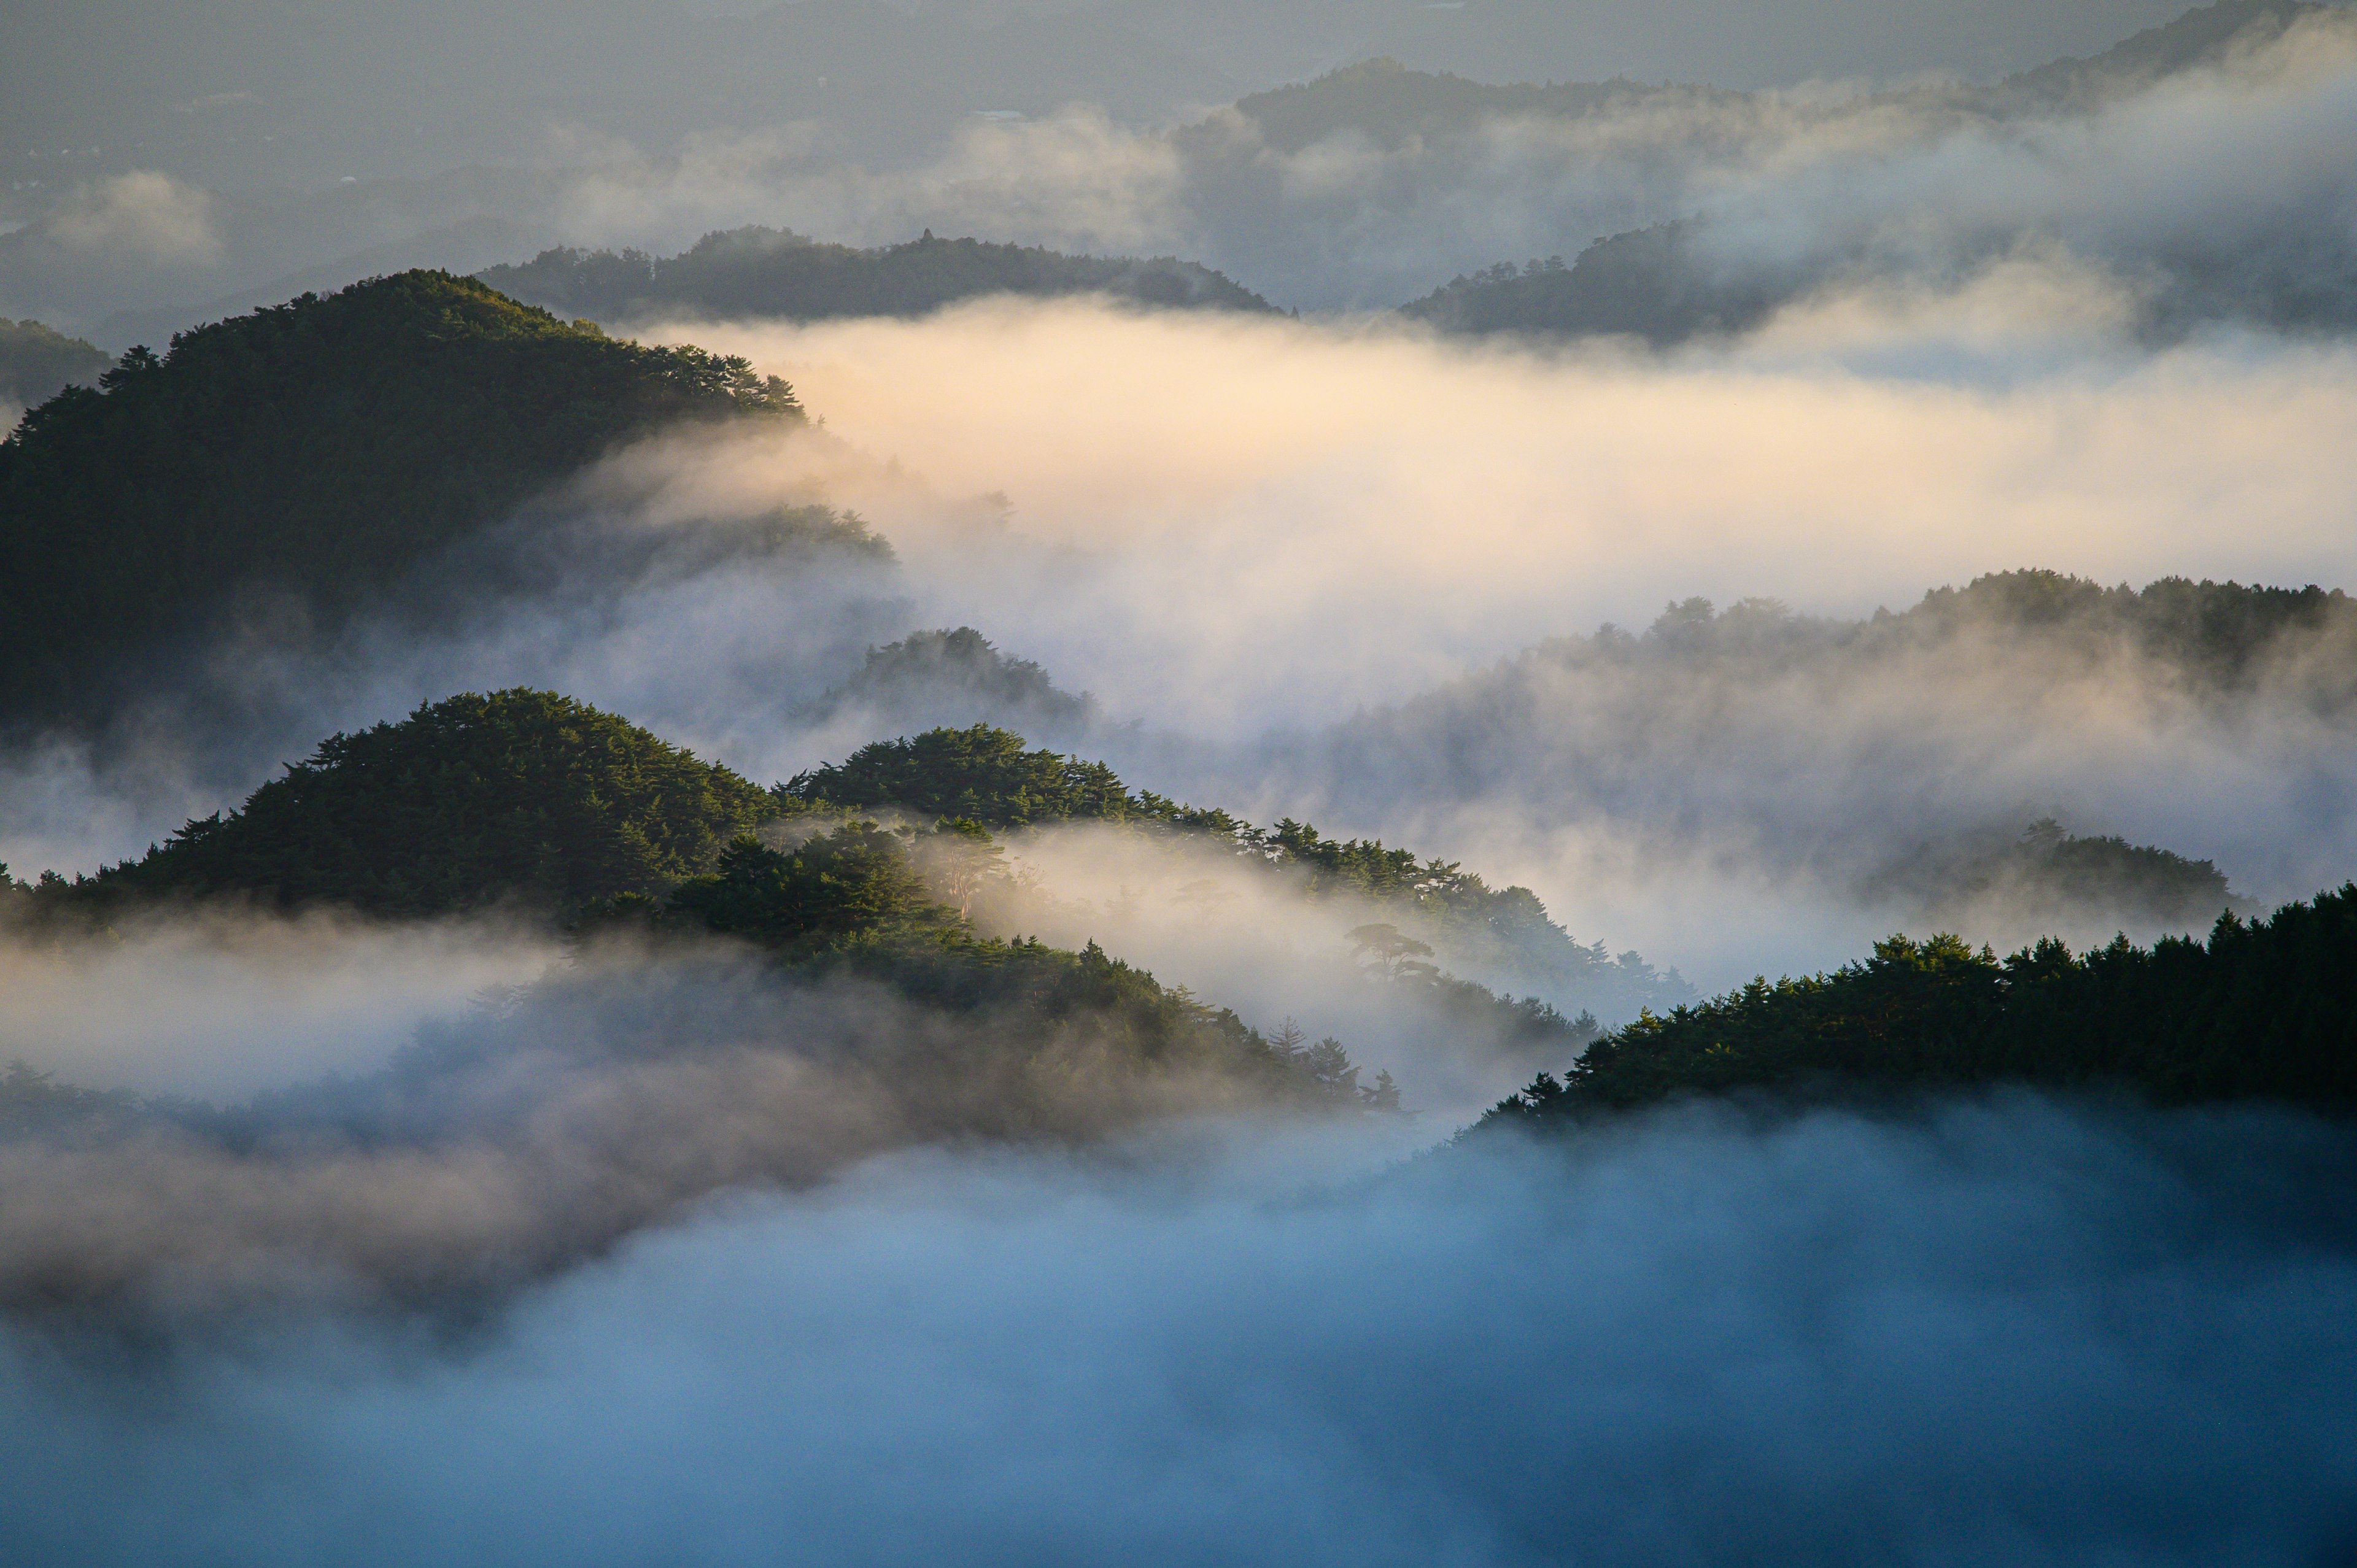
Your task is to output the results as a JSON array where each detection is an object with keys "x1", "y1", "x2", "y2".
[
  {"x1": 0, "y1": 907, "x2": 560, "y2": 1100},
  {"x1": 638, "y1": 306, "x2": 2357, "y2": 971},
  {"x1": 0, "y1": 1097, "x2": 2351, "y2": 1565},
  {"x1": 12, "y1": 299, "x2": 2357, "y2": 993},
  {"x1": 679, "y1": 303, "x2": 2357, "y2": 738}
]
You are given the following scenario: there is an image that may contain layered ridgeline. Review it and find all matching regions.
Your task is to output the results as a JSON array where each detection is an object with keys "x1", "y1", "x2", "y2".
[
  {"x1": 783, "y1": 721, "x2": 1690, "y2": 1024},
  {"x1": 0, "y1": 691, "x2": 1401, "y2": 1310},
  {"x1": 0, "y1": 271, "x2": 801, "y2": 725},
  {"x1": 1233, "y1": 1, "x2": 2323, "y2": 163},
  {"x1": 1480, "y1": 892, "x2": 2357, "y2": 1125},
  {"x1": 479, "y1": 228, "x2": 1276, "y2": 325},
  {"x1": 19, "y1": 695, "x2": 1636, "y2": 1045},
  {"x1": 1396, "y1": 0, "x2": 2357, "y2": 342},
  {"x1": 1282, "y1": 570, "x2": 2324, "y2": 945}
]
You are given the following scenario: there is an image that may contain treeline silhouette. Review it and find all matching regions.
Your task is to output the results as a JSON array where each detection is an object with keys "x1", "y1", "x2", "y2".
[
  {"x1": 0, "y1": 271, "x2": 799, "y2": 724},
  {"x1": 1484, "y1": 894, "x2": 2357, "y2": 1125},
  {"x1": 480, "y1": 227, "x2": 1275, "y2": 324}
]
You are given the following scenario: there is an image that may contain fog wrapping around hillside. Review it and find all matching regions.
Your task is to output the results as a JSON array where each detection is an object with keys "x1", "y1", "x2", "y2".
[
  {"x1": 7, "y1": 1, "x2": 2351, "y2": 336},
  {"x1": 4, "y1": 6, "x2": 2357, "y2": 1558},
  {"x1": 11, "y1": 296, "x2": 2357, "y2": 995}
]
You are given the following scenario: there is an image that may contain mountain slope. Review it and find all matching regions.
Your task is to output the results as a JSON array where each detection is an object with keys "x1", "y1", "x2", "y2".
[
  {"x1": 479, "y1": 228, "x2": 1276, "y2": 325},
  {"x1": 55, "y1": 690, "x2": 776, "y2": 917},
  {"x1": 1481, "y1": 886, "x2": 2357, "y2": 1120},
  {"x1": 1393, "y1": 0, "x2": 2357, "y2": 344},
  {"x1": 0, "y1": 271, "x2": 799, "y2": 725},
  {"x1": 0, "y1": 317, "x2": 108, "y2": 411}
]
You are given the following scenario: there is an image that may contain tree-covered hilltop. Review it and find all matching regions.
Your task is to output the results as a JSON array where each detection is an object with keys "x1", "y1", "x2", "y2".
[
  {"x1": 797, "y1": 627, "x2": 1096, "y2": 740},
  {"x1": 0, "y1": 703, "x2": 1413, "y2": 1315},
  {"x1": 0, "y1": 271, "x2": 800, "y2": 724},
  {"x1": 1481, "y1": 887, "x2": 2357, "y2": 1125},
  {"x1": 1293, "y1": 570, "x2": 2331, "y2": 945},
  {"x1": 7, "y1": 697, "x2": 1395, "y2": 1127},
  {"x1": 1400, "y1": 222, "x2": 1785, "y2": 346},
  {"x1": 786, "y1": 724, "x2": 1691, "y2": 1014},
  {"x1": 46, "y1": 690, "x2": 776, "y2": 917},
  {"x1": 0, "y1": 317, "x2": 109, "y2": 413},
  {"x1": 1557, "y1": 570, "x2": 2357, "y2": 722},
  {"x1": 479, "y1": 227, "x2": 1276, "y2": 325}
]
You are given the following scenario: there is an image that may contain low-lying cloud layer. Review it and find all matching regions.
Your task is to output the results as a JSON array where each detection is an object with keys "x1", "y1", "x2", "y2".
[
  {"x1": 15, "y1": 4, "x2": 2356, "y2": 336},
  {"x1": 0, "y1": 906, "x2": 559, "y2": 1100},
  {"x1": 12, "y1": 290, "x2": 2357, "y2": 993},
  {"x1": 1, "y1": 1097, "x2": 2350, "y2": 1565}
]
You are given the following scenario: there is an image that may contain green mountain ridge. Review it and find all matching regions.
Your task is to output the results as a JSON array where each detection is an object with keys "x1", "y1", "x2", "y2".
[{"x1": 0, "y1": 270, "x2": 799, "y2": 727}]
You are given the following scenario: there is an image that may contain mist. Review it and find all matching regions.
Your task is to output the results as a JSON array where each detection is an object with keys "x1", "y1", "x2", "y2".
[
  {"x1": 0, "y1": 1097, "x2": 2349, "y2": 1565},
  {"x1": 0, "y1": 926, "x2": 1432, "y2": 1315},
  {"x1": 614, "y1": 304, "x2": 2357, "y2": 971},
  {"x1": 12, "y1": 285, "x2": 2357, "y2": 995},
  {"x1": 12, "y1": 2, "x2": 2352, "y2": 339},
  {"x1": 0, "y1": 906, "x2": 560, "y2": 1100}
]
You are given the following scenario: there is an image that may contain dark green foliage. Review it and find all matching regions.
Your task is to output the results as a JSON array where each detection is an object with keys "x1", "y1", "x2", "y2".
[
  {"x1": 2008, "y1": 819, "x2": 2234, "y2": 924},
  {"x1": 623, "y1": 817, "x2": 1382, "y2": 1111},
  {"x1": 788, "y1": 724, "x2": 1135, "y2": 826},
  {"x1": 60, "y1": 690, "x2": 775, "y2": 917},
  {"x1": 0, "y1": 271, "x2": 800, "y2": 721},
  {"x1": 1482, "y1": 887, "x2": 2357, "y2": 1125},
  {"x1": 670, "y1": 826, "x2": 954, "y2": 949},
  {"x1": 791, "y1": 724, "x2": 1690, "y2": 1011},
  {"x1": 0, "y1": 317, "x2": 110, "y2": 412},
  {"x1": 480, "y1": 227, "x2": 1274, "y2": 323}
]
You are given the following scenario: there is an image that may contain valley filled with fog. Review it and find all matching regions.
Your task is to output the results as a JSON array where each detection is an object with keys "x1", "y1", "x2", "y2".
[{"x1": 2, "y1": 3, "x2": 2355, "y2": 1563}]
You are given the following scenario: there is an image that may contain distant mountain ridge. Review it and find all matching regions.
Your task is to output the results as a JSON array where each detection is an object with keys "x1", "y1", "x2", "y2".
[
  {"x1": 1392, "y1": 0, "x2": 2357, "y2": 343},
  {"x1": 479, "y1": 228, "x2": 1277, "y2": 325}
]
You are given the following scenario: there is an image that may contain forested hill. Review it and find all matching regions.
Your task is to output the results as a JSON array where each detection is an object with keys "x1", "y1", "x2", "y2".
[
  {"x1": 1479, "y1": 888, "x2": 2357, "y2": 1122},
  {"x1": 0, "y1": 317, "x2": 109, "y2": 411},
  {"x1": 45, "y1": 690, "x2": 778, "y2": 918},
  {"x1": 789, "y1": 724, "x2": 1693, "y2": 1014},
  {"x1": 1399, "y1": 221, "x2": 1776, "y2": 346},
  {"x1": 0, "y1": 271, "x2": 799, "y2": 727},
  {"x1": 478, "y1": 228, "x2": 1276, "y2": 323}
]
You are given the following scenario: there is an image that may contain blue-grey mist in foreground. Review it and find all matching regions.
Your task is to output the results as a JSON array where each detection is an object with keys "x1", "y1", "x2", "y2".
[{"x1": 2, "y1": 1099, "x2": 2353, "y2": 1567}]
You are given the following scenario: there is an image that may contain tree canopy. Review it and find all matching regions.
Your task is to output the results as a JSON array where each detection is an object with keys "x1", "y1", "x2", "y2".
[
  {"x1": 1482, "y1": 887, "x2": 2357, "y2": 1125},
  {"x1": 0, "y1": 271, "x2": 800, "y2": 724},
  {"x1": 58, "y1": 689, "x2": 775, "y2": 917},
  {"x1": 789, "y1": 724, "x2": 1693, "y2": 1011}
]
